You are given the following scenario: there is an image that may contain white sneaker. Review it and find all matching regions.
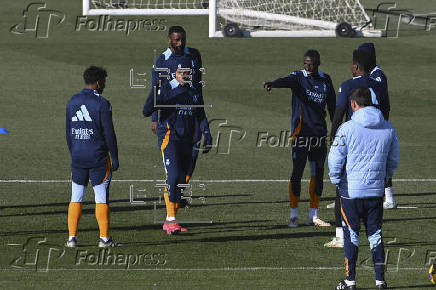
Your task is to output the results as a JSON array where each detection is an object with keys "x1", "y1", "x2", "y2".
[
  {"x1": 307, "y1": 217, "x2": 331, "y2": 227},
  {"x1": 65, "y1": 237, "x2": 77, "y2": 248},
  {"x1": 383, "y1": 201, "x2": 397, "y2": 209},
  {"x1": 324, "y1": 237, "x2": 344, "y2": 248},
  {"x1": 288, "y1": 217, "x2": 299, "y2": 228},
  {"x1": 326, "y1": 202, "x2": 335, "y2": 209}
]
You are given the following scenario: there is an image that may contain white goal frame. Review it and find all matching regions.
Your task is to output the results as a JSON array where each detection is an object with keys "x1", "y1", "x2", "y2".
[{"x1": 82, "y1": 0, "x2": 384, "y2": 38}]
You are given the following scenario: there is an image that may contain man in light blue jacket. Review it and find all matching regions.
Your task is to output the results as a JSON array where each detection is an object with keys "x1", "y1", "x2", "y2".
[{"x1": 329, "y1": 88, "x2": 399, "y2": 290}]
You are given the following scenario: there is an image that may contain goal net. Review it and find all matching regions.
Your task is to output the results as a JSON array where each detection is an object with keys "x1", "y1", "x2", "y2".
[
  {"x1": 217, "y1": 0, "x2": 370, "y2": 31},
  {"x1": 83, "y1": 0, "x2": 382, "y2": 37}
]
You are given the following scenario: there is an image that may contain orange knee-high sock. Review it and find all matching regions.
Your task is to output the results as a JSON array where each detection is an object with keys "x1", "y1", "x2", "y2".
[
  {"x1": 309, "y1": 177, "x2": 320, "y2": 209},
  {"x1": 289, "y1": 180, "x2": 300, "y2": 208},
  {"x1": 68, "y1": 202, "x2": 82, "y2": 237},
  {"x1": 185, "y1": 175, "x2": 191, "y2": 183},
  {"x1": 164, "y1": 191, "x2": 177, "y2": 219},
  {"x1": 164, "y1": 190, "x2": 170, "y2": 216},
  {"x1": 95, "y1": 204, "x2": 110, "y2": 237}
]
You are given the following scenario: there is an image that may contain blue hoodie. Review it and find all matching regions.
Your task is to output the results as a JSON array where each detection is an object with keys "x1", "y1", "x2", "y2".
[{"x1": 328, "y1": 106, "x2": 399, "y2": 199}]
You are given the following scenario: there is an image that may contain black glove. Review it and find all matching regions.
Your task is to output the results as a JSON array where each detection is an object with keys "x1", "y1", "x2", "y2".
[
  {"x1": 202, "y1": 131, "x2": 213, "y2": 154},
  {"x1": 111, "y1": 158, "x2": 119, "y2": 171},
  {"x1": 264, "y1": 82, "x2": 273, "y2": 92}
]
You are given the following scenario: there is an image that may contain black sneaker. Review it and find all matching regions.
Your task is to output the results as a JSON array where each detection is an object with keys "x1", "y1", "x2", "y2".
[
  {"x1": 98, "y1": 237, "x2": 122, "y2": 248},
  {"x1": 179, "y1": 197, "x2": 188, "y2": 208},
  {"x1": 336, "y1": 280, "x2": 356, "y2": 290},
  {"x1": 376, "y1": 281, "x2": 388, "y2": 289}
]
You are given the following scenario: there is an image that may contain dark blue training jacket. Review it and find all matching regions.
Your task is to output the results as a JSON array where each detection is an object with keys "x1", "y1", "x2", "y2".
[
  {"x1": 369, "y1": 65, "x2": 390, "y2": 120},
  {"x1": 271, "y1": 70, "x2": 336, "y2": 137},
  {"x1": 151, "y1": 46, "x2": 203, "y2": 123},
  {"x1": 331, "y1": 75, "x2": 389, "y2": 139},
  {"x1": 143, "y1": 79, "x2": 207, "y2": 144},
  {"x1": 66, "y1": 89, "x2": 118, "y2": 168}
]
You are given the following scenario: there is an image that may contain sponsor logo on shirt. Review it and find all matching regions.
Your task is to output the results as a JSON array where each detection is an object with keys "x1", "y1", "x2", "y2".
[
  {"x1": 72, "y1": 105, "x2": 93, "y2": 122},
  {"x1": 71, "y1": 128, "x2": 94, "y2": 140},
  {"x1": 306, "y1": 89, "x2": 327, "y2": 103}
]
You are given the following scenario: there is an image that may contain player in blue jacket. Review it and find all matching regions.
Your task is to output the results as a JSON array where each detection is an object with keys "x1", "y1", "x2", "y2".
[
  {"x1": 325, "y1": 48, "x2": 391, "y2": 248},
  {"x1": 329, "y1": 88, "x2": 399, "y2": 290},
  {"x1": 358, "y1": 43, "x2": 396, "y2": 209},
  {"x1": 264, "y1": 50, "x2": 336, "y2": 228},
  {"x1": 149, "y1": 26, "x2": 209, "y2": 206},
  {"x1": 143, "y1": 58, "x2": 212, "y2": 235},
  {"x1": 65, "y1": 66, "x2": 120, "y2": 248}
]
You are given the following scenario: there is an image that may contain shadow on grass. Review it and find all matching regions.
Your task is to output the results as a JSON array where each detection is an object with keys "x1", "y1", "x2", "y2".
[
  {"x1": 0, "y1": 204, "x2": 161, "y2": 218},
  {"x1": 395, "y1": 192, "x2": 436, "y2": 197},
  {"x1": 123, "y1": 231, "x2": 333, "y2": 247},
  {"x1": 383, "y1": 216, "x2": 436, "y2": 223},
  {"x1": 360, "y1": 285, "x2": 434, "y2": 289},
  {"x1": 0, "y1": 220, "x2": 272, "y2": 237}
]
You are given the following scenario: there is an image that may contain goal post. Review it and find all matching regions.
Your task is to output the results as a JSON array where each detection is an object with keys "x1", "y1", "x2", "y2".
[{"x1": 82, "y1": 0, "x2": 384, "y2": 37}]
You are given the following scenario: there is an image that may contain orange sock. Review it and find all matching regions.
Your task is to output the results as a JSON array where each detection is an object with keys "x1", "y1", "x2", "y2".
[
  {"x1": 164, "y1": 191, "x2": 177, "y2": 219},
  {"x1": 309, "y1": 177, "x2": 320, "y2": 209},
  {"x1": 185, "y1": 175, "x2": 191, "y2": 183},
  {"x1": 68, "y1": 202, "x2": 82, "y2": 236},
  {"x1": 95, "y1": 204, "x2": 110, "y2": 237},
  {"x1": 289, "y1": 180, "x2": 300, "y2": 208}
]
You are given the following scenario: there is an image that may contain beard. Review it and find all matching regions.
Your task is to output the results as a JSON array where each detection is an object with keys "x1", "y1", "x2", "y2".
[
  {"x1": 172, "y1": 45, "x2": 184, "y2": 55},
  {"x1": 97, "y1": 85, "x2": 105, "y2": 94}
]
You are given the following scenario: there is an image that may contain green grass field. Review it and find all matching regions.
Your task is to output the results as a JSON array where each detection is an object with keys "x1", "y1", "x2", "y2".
[{"x1": 1, "y1": 0, "x2": 436, "y2": 289}]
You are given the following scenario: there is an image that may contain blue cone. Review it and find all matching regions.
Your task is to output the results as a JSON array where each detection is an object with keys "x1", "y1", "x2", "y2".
[{"x1": 0, "y1": 128, "x2": 9, "y2": 134}]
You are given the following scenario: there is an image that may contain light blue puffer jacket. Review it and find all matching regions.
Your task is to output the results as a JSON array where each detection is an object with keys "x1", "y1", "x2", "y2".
[{"x1": 328, "y1": 106, "x2": 399, "y2": 199}]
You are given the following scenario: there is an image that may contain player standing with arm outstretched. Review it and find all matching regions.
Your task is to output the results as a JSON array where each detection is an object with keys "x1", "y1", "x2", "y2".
[
  {"x1": 65, "y1": 66, "x2": 120, "y2": 248},
  {"x1": 264, "y1": 50, "x2": 336, "y2": 228}
]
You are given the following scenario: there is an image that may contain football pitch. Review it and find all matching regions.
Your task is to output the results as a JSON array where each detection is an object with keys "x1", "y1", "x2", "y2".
[{"x1": 1, "y1": 0, "x2": 436, "y2": 289}]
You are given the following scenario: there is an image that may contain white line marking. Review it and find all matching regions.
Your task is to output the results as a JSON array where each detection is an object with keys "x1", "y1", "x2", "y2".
[
  {"x1": 0, "y1": 267, "x2": 427, "y2": 271},
  {"x1": 0, "y1": 179, "x2": 435, "y2": 183},
  {"x1": 397, "y1": 206, "x2": 419, "y2": 209}
]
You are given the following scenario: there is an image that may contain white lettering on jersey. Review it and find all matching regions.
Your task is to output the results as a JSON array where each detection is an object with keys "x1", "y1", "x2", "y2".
[{"x1": 71, "y1": 128, "x2": 94, "y2": 140}]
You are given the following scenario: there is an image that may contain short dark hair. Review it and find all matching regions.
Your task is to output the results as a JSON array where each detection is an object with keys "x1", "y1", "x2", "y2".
[
  {"x1": 83, "y1": 66, "x2": 107, "y2": 84},
  {"x1": 350, "y1": 87, "x2": 372, "y2": 107},
  {"x1": 304, "y1": 49, "x2": 321, "y2": 66},
  {"x1": 352, "y1": 49, "x2": 372, "y2": 74},
  {"x1": 358, "y1": 43, "x2": 376, "y2": 70},
  {"x1": 168, "y1": 26, "x2": 186, "y2": 37}
]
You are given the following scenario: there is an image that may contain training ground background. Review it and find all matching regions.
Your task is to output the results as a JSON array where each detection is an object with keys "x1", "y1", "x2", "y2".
[{"x1": 1, "y1": 0, "x2": 436, "y2": 289}]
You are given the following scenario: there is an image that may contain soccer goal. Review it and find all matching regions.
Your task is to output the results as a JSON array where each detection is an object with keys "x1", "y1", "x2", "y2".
[{"x1": 83, "y1": 0, "x2": 384, "y2": 37}]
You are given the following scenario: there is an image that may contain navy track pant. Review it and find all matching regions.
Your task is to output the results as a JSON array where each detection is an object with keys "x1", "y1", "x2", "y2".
[{"x1": 341, "y1": 196, "x2": 385, "y2": 282}]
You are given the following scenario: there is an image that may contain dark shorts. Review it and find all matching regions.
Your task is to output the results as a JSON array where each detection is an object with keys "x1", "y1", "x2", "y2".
[{"x1": 72, "y1": 159, "x2": 111, "y2": 186}]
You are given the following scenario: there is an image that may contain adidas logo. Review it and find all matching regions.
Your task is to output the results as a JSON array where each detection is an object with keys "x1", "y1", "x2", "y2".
[{"x1": 72, "y1": 105, "x2": 92, "y2": 122}]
